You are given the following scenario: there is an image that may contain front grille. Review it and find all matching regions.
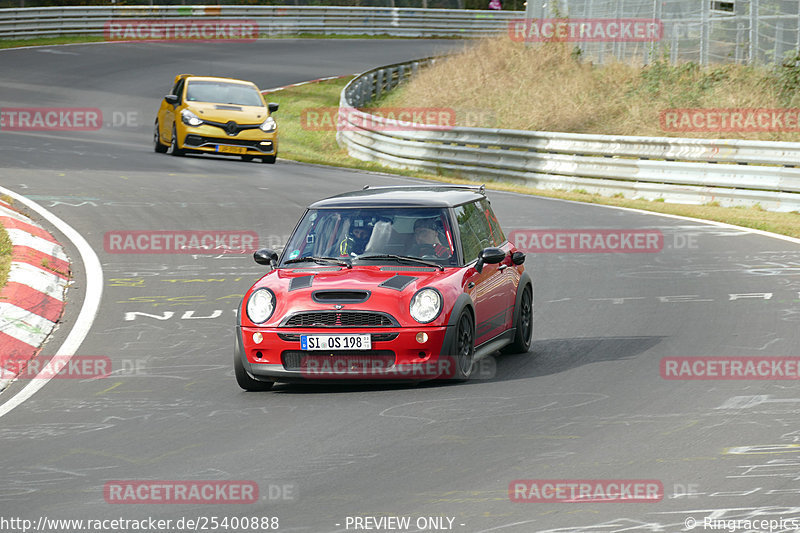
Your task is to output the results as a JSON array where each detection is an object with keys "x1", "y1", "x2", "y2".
[
  {"x1": 282, "y1": 350, "x2": 396, "y2": 371},
  {"x1": 202, "y1": 119, "x2": 262, "y2": 136},
  {"x1": 281, "y1": 311, "x2": 396, "y2": 328},
  {"x1": 184, "y1": 135, "x2": 273, "y2": 152},
  {"x1": 277, "y1": 332, "x2": 399, "y2": 342}
]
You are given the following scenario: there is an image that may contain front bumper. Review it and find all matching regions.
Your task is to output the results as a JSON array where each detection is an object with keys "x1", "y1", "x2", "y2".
[
  {"x1": 180, "y1": 124, "x2": 276, "y2": 155},
  {"x1": 236, "y1": 326, "x2": 454, "y2": 382}
]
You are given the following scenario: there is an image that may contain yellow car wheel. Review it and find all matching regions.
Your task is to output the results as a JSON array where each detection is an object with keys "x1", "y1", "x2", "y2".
[
  {"x1": 170, "y1": 125, "x2": 185, "y2": 157},
  {"x1": 154, "y1": 120, "x2": 168, "y2": 153}
]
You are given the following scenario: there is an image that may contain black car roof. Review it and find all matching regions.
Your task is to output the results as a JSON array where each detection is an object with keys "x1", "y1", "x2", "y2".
[{"x1": 308, "y1": 185, "x2": 487, "y2": 209}]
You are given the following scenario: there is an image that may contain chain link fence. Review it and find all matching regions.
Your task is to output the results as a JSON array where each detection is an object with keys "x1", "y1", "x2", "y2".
[
  {"x1": 0, "y1": 1, "x2": 470, "y2": 9},
  {"x1": 525, "y1": 0, "x2": 800, "y2": 65}
]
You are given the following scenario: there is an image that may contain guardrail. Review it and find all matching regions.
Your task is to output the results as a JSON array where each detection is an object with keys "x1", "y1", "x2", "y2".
[
  {"x1": 0, "y1": 5, "x2": 516, "y2": 39},
  {"x1": 338, "y1": 58, "x2": 800, "y2": 212}
]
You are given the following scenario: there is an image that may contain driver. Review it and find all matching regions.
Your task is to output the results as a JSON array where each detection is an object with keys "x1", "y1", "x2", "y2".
[
  {"x1": 409, "y1": 218, "x2": 451, "y2": 258},
  {"x1": 339, "y1": 220, "x2": 373, "y2": 255}
]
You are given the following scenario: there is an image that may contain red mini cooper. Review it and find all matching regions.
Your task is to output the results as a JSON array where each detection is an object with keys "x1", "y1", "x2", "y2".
[{"x1": 234, "y1": 185, "x2": 533, "y2": 390}]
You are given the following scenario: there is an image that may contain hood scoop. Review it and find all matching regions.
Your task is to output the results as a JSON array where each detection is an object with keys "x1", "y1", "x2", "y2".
[
  {"x1": 215, "y1": 104, "x2": 243, "y2": 111},
  {"x1": 312, "y1": 290, "x2": 370, "y2": 304},
  {"x1": 288, "y1": 275, "x2": 314, "y2": 292},
  {"x1": 378, "y1": 275, "x2": 416, "y2": 291}
]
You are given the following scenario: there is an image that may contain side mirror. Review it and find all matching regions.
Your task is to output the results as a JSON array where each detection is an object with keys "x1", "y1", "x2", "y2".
[
  {"x1": 474, "y1": 247, "x2": 506, "y2": 274},
  {"x1": 164, "y1": 94, "x2": 179, "y2": 105},
  {"x1": 254, "y1": 248, "x2": 278, "y2": 268},
  {"x1": 268, "y1": 102, "x2": 279, "y2": 113},
  {"x1": 511, "y1": 251, "x2": 526, "y2": 265}
]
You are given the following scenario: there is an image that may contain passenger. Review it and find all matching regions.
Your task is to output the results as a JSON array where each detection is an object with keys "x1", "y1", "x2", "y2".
[{"x1": 409, "y1": 218, "x2": 451, "y2": 258}]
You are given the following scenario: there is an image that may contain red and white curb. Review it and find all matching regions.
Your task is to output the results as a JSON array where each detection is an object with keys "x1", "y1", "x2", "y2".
[{"x1": 0, "y1": 199, "x2": 70, "y2": 390}]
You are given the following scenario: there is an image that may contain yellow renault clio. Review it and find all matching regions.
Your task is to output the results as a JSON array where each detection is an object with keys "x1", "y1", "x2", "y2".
[{"x1": 154, "y1": 74, "x2": 278, "y2": 163}]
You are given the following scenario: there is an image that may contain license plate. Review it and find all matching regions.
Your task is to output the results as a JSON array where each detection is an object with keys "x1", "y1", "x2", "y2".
[
  {"x1": 216, "y1": 145, "x2": 247, "y2": 154},
  {"x1": 301, "y1": 334, "x2": 371, "y2": 351}
]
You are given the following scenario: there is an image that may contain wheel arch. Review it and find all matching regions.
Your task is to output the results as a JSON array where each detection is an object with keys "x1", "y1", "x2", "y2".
[
  {"x1": 511, "y1": 270, "x2": 533, "y2": 331},
  {"x1": 440, "y1": 292, "x2": 475, "y2": 355}
]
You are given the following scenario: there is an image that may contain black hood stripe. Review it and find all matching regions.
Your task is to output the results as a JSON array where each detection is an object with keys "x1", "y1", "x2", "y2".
[
  {"x1": 288, "y1": 275, "x2": 314, "y2": 292},
  {"x1": 379, "y1": 274, "x2": 416, "y2": 291}
]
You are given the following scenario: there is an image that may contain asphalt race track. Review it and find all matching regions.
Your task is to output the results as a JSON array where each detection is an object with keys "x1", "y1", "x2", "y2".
[{"x1": 1, "y1": 39, "x2": 799, "y2": 532}]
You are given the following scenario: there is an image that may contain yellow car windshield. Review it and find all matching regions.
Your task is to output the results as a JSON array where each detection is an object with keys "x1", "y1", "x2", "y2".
[{"x1": 185, "y1": 81, "x2": 263, "y2": 107}]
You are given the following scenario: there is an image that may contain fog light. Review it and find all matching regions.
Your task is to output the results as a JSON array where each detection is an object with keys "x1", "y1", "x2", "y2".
[
  {"x1": 416, "y1": 332, "x2": 428, "y2": 344},
  {"x1": 252, "y1": 332, "x2": 263, "y2": 344}
]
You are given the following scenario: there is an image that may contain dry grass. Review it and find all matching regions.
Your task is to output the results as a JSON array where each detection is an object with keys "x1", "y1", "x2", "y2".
[
  {"x1": 273, "y1": 73, "x2": 799, "y2": 239},
  {"x1": 0, "y1": 217, "x2": 12, "y2": 292},
  {"x1": 380, "y1": 36, "x2": 800, "y2": 142}
]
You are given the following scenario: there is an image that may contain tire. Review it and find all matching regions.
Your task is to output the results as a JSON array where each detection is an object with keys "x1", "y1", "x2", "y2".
[
  {"x1": 261, "y1": 154, "x2": 276, "y2": 164},
  {"x1": 153, "y1": 120, "x2": 168, "y2": 153},
  {"x1": 234, "y1": 348, "x2": 274, "y2": 391},
  {"x1": 169, "y1": 125, "x2": 185, "y2": 156},
  {"x1": 501, "y1": 284, "x2": 533, "y2": 354},
  {"x1": 450, "y1": 310, "x2": 475, "y2": 381},
  {"x1": 241, "y1": 155, "x2": 254, "y2": 162}
]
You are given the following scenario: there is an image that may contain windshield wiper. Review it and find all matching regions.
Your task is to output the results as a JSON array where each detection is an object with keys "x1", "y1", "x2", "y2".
[
  {"x1": 356, "y1": 254, "x2": 444, "y2": 271},
  {"x1": 284, "y1": 256, "x2": 352, "y2": 268}
]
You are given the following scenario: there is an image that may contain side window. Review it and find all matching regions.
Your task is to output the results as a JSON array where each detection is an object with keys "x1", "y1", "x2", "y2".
[
  {"x1": 455, "y1": 201, "x2": 492, "y2": 262},
  {"x1": 172, "y1": 79, "x2": 185, "y2": 102},
  {"x1": 480, "y1": 199, "x2": 506, "y2": 246}
]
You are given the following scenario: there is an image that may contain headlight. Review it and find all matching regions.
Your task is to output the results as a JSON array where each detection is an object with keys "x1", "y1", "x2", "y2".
[
  {"x1": 260, "y1": 116, "x2": 276, "y2": 133},
  {"x1": 246, "y1": 288, "x2": 275, "y2": 324},
  {"x1": 181, "y1": 109, "x2": 203, "y2": 127},
  {"x1": 409, "y1": 288, "x2": 442, "y2": 324}
]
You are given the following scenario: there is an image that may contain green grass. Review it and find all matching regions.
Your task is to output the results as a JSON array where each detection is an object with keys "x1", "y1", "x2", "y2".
[
  {"x1": 0, "y1": 33, "x2": 455, "y2": 50},
  {"x1": 274, "y1": 77, "x2": 800, "y2": 239},
  {"x1": 275, "y1": 77, "x2": 443, "y2": 178},
  {"x1": 0, "y1": 35, "x2": 106, "y2": 49},
  {"x1": 0, "y1": 213, "x2": 12, "y2": 293}
]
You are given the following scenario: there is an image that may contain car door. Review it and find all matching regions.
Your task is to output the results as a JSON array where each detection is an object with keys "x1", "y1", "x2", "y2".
[
  {"x1": 456, "y1": 200, "x2": 513, "y2": 345},
  {"x1": 161, "y1": 77, "x2": 185, "y2": 141},
  {"x1": 481, "y1": 198, "x2": 518, "y2": 330}
]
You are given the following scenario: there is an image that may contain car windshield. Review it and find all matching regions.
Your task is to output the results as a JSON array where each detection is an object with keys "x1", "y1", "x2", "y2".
[
  {"x1": 281, "y1": 207, "x2": 457, "y2": 266},
  {"x1": 184, "y1": 80, "x2": 264, "y2": 107}
]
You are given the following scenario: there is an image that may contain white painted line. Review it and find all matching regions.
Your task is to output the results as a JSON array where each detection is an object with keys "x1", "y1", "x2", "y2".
[
  {"x1": 0, "y1": 186, "x2": 103, "y2": 418},
  {"x1": 6, "y1": 228, "x2": 69, "y2": 261},
  {"x1": 7, "y1": 262, "x2": 68, "y2": 301},
  {"x1": 599, "y1": 204, "x2": 800, "y2": 245},
  {"x1": 0, "y1": 303, "x2": 55, "y2": 347},
  {"x1": 493, "y1": 189, "x2": 800, "y2": 246}
]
